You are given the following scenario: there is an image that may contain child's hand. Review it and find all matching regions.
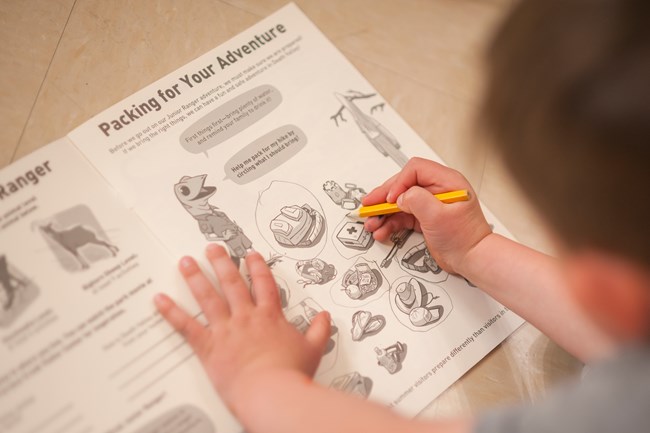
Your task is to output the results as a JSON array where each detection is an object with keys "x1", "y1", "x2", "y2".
[
  {"x1": 154, "y1": 244, "x2": 331, "y2": 410},
  {"x1": 363, "y1": 157, "x2": 491, "y2": 274}
]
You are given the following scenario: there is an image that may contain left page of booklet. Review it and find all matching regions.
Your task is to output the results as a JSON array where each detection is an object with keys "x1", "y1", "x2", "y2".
[{"x1": 0, "y1": 138, "x2": 239, "y2": 433}]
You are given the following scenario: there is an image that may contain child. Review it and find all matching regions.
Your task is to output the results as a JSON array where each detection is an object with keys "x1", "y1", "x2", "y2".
[{"x1": 153, "y1": 0, "x2": 650, "y2": 432}]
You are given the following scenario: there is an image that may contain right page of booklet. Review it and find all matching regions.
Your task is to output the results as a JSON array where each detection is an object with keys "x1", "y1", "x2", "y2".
[{"x1": 68, "y1": 1, "x2": 525, "y2": 424}]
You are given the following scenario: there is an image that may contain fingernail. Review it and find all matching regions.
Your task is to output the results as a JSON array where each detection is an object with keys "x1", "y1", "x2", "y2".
[
  {"x1": 386, "y1": 192, "x2": 394, "y2": 203},
  {"x1": 179, "y1": 256, "x2": 195, "y2": 271},
  {"x1": 396, "y1": 193, "x2": 404, "y2": 208},
  {"x1": 153, "y1": 293, "x2": 170, "y2": 308},
  {"x1": 205, "y1": 243, "x2": 220, "y2": 257}
]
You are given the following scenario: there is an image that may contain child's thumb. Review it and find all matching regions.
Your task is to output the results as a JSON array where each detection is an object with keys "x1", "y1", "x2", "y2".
[
  {"x1": 397, "y1": 186, "x2": 443, "y2": 220},
  {"x1": 305, "y1": 311, "x2": 332, "y2": 354}
]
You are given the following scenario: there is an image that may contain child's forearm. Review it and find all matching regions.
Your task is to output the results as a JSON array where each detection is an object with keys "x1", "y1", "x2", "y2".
[
  {"x1": 460, "y1": 233, "x2": 613, "y2": 362},
  {"x1": 231, "y1": 369, "x2": 472, "y2": 433}
]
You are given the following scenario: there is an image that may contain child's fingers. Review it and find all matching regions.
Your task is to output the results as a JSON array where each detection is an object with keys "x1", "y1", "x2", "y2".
[
  {"x1": 245, "y1": 251, "x2": 281, "y2": 310},
  {"x1": 205, "y1": 244, "x2": 253, "y2": 312},
  {"x1": 362, "y1": 172, "x2": 400, "y2": 206},
  {"x1": 386, "y1": 158, "x2": 462, "y2": 203},
  {"x1": 396, "y1": 185, "x2": 445, "y2": 218},
  {"x1": 305, "y1": 311, "x2": 332, "y2": 355},
  {"x1": 372, "y1": 214, "x2": 418, "y2": 241},
  {"x1": 154, "y1": 293, "x2": 207, "y2": 352},
  {"x1": 363, "y1": 215, "x2": 386, "y2": 233},
  {"x1": 178, "y1": 256, "x2": 230, "y2": 323}
]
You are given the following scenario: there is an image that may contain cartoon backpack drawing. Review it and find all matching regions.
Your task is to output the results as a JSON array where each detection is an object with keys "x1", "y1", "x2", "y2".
[{"x1": 269, "y1": 204, "x2": 325, "y2": 248}]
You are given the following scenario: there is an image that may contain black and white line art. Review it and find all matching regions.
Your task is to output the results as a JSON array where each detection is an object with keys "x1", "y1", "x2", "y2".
[
  {"x1": 330, "y1": 90, "x2": 409, "y2": 168},
  {"x1": 337, "y1": 221, "x2": 374, "y2": 250},
  {"x1": 296, "y1": 258, "x2": 337, "y2": 287},
  {"x1": 396, "y1": 278, "x2": 442, "y2": 325},
  {"x1": 398, "y1": 241, "x2": 449, "y2": 284},
  {"x1": 381, "y1": 230, "x2": 413, "y2": 268},
  {"x1": 269, "y1": 204, "x2": 325, "y2": 248},
  {"x1": 41, "y1": 223, "x2": 119, "y2": 270},
  {"x1": 38, "y1": 205, "x2": 119, "y2": 272},
  {"x1": 331, "y1": 217, "x2": 375, "y2": 259},
  {"x1": 341, "y1": 262, "x2": 383, "y2": 300},
  {"x1": 0, "y1": 256, "x2": 39, "y2": 327},
  {"x1": 322, "y1": 180, "x2": 366, "y2": 210},
  {"x1": 174, "y1": 174, "x2": 252, "y2": 267},
  {"x1": 256, "y1": 181, "x2": 328, "y2": 260},
  {"x1": 350, "y1": 310, "x2": 385, "y2": 341},
  {"x1": 402, "y1": 242, "x2": 442, "y2": 274},
  {"x1": 0, "y1": 255, "x2": 24, "y2": 311},
  {"x1": 389, "y1": 276, "x2": 453, "y2": 332},
  {"x1": 330, "y1": 258, "x2": 389, "y2": 307},
  {"x1": 286, "y1": 298, "x2": 339, "y2": 373},
  {"x1": 375, "y1": 341, "x2": 406, "y2": 374},
  {"x1": 330, "y1": 372, "x2": 372, "y2": 398}
]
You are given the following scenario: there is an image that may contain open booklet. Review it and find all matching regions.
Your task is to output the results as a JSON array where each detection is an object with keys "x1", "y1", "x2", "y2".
[{"x1": 0, "y1": 3, "x2": 524, "y2": 433}]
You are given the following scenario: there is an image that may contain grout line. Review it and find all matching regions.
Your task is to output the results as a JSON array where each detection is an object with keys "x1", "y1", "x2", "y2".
[
  {"x1": 216, "y1": 0, "x2": 265, "y2": 18},
  {"x1": 340, "y1": 48, "x2": 475, "y2": 106},
  {"x1": 10, "y1": 0, "x2": 79, "y2": 163},
  {"x1": 219, "y1": 2, "x2": 475, "y2": 106}
]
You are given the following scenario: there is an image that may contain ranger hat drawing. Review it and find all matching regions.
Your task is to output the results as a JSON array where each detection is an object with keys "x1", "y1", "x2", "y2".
[{"x1": 174, "y1": 174, "x2": 252, "y2": 267}]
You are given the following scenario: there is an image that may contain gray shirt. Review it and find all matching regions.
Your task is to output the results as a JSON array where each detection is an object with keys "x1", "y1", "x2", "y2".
[{"x1": 475, "y1": 345, "x2": 650, "y2": 433}]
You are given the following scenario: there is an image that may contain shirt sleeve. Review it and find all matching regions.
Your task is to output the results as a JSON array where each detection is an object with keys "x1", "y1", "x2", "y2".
[{"x1": 474, "y1": 348, "x2": 650, "y2": 433}]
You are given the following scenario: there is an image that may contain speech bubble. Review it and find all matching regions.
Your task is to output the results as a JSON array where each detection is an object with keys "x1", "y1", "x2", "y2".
[
  {"x1": 224, "y1": 124, "x2": 307, "y2": 184},
  {"x1": 180, "y1": 84, "x2": 282, "y2": 154}
]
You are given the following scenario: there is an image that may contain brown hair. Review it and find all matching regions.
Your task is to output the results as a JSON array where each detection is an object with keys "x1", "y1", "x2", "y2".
[{"x1": 482, "y1": 0, "x2": 650, "y2": 266}]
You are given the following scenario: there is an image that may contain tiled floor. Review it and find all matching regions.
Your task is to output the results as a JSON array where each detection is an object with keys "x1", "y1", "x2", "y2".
[{"x1": 0, "y1": 0, "x2": 580, "y2": 418}]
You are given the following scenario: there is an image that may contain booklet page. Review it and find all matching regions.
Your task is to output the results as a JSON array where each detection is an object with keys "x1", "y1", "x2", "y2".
[
  {"x1": 0, "y1": 139, "x2": 242, "y2": 433},
  {"x1": 66, "y1": 1, "x2": 523, "y2": 426}
]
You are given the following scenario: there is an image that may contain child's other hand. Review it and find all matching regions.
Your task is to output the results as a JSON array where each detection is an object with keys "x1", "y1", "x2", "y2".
[
  {"x1": 154, "y1": 244, "x2": 331, "y2": 410},
  {"x1": 363, "y1": 157, "x2": 491, "y2": 274}
]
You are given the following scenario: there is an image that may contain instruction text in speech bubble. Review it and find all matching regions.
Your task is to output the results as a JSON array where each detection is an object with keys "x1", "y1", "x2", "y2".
[
  {"x1": 224, "y1": 125, "x2": 307, "y2": 184},
  {"x1": 180, "y1": 84, "x2": 282, "y2": 155}
]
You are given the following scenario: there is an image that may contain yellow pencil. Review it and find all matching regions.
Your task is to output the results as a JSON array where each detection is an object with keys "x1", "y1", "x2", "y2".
[{"x1": 351, "y1": 189, "x2": 469, "y2": 218}]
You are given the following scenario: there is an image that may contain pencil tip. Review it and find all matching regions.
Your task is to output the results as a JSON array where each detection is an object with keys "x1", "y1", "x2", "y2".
[{"x1": 346, "y1": 210, "x2": 364, "y2": 222}]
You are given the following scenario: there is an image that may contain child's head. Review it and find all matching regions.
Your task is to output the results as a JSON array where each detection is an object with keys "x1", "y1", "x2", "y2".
[{"x1": 482, "y1": 0, "x2": 650, "y2": 341}]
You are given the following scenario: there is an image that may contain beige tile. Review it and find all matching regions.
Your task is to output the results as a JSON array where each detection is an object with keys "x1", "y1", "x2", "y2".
[
  {"x1": 13, "y1": 0, "x2": 260, "y2": 160},
  {"x1": 225, "y1": 0, "x2": 507, "y2": 102},
  {"x1": 0, "y1": 0, "x2": 75, "y2": 168}
]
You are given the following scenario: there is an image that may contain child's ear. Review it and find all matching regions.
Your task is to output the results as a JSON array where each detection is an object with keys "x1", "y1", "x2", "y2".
[{"x1": 566, "y1": 251, "x2": 650, "y2": 342}]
